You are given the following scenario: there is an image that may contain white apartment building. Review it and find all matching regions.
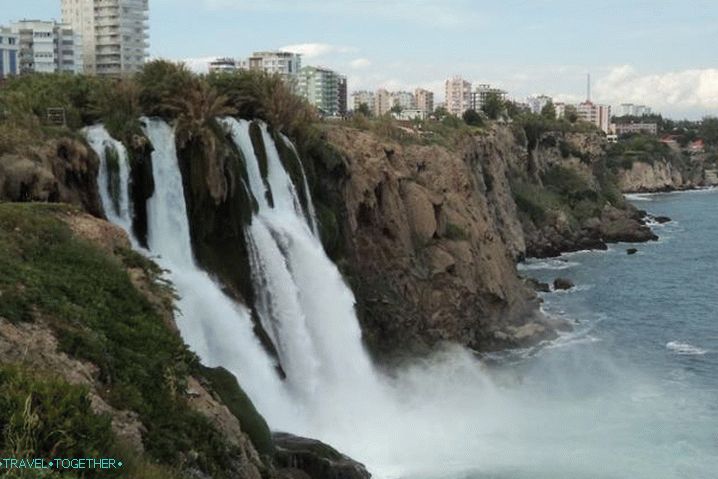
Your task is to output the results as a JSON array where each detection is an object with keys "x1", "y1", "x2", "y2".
[
  {"x1": 61, "y1": 0, "x2": 149, "y2": 76},
  {"x1": 9, "y1": 20, "x2": 82, "y2": 74},
  {"x1": 527, "y1": 95, "x2": 553, "y2": 114},
  {"x1": 471, "y1": 84, "x2": 507, "y2": 112},
  {"x1": 577, "y1": 101, "x2": 611, "y2": 133},
  {"x1": 374, "y1": 88, "x2": 392, "y2": 116},
  {"x1": 445, "y1": 77, "x2": 472, "y2": 116},
  {"x1": 208, "y1": 57, "x2": 238, "y2": 74},
  {"x1": 619, "y1": 103, "x2": 652, "y2": 117},
  {"x1": 352, "y1": 90, "x2": 375, "y2": 113},
  {"x1": 0, "y1": 27, "x2": 19, "y2": 78},
  {"x1": 297, "y1": 66, "x2": 347, "y2": 116},
  {"x1": 391, "y1": 91, "x2": 416, "y2": 110},
  {"x1": 239, "y1": 51, "x2": 302, "y2": 85},
  {"x1": 415, "y1": 88, "x2": 434, "y2": 114}
]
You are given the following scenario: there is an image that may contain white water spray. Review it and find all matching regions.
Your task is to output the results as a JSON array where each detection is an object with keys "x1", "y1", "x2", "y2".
[{"x1": 87, "y1": 120, "x2": 718, "y2": 479}]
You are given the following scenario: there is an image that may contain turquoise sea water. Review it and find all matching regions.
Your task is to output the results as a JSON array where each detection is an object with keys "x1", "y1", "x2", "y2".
[{"x1": 449, "y1": 189, "x2": 718, "y2": 479}]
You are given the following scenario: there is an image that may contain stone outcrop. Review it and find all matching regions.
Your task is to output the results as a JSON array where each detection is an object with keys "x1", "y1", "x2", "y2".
[
  {"x1": 0, "y1": 137, "x2": 103, "y2": 216},
  {"x1": 616, "y1": 157, "x2": 718, "y2": 193},
  {"x1": 273, "y1": 433, "x2": 371, "y2": 479},
  {"x1": 324, "y1": 126, "x2": 553, "y2": 356}
]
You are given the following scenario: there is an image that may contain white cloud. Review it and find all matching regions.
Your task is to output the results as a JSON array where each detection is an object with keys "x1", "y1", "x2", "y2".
[
  {"x1": 179, "y1": 57, "x2": 217, "y2": 74},
  {"x1": 279, "y1": 43, "x2": 356, "y2": 59},
  {"x1": 594, "y1": 65, "x2": 718, "y2": 116},
  {"x1": 349, "y1": 58, "x2": 371, "y2": 69}
]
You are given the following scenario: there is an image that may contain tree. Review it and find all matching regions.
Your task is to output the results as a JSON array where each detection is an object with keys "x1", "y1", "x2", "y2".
[
  {"x1": 564, "y1": 104, "x2": 578, "y2": 123},
  {"x1": 481, "y1": 92, "x2": 504, "y2": 120},
  {"x1": 699, "y1": 117, "x2": 718, "y2": 146},
  {"x1": 390, "y1": 104, "x2": 403, "y2": 114},
  {"x1": 462, "y1": 108, "x2": 483, "y2": 126},
  {"x1": 541, "y1": 101, "x2": 556, "y2": 119},
  {"x1": 356, "y1": 102, "x2": 371, "y2": 117},
  {"x1": 433, "y1": 106, "x2": 448, "y2": 119}
]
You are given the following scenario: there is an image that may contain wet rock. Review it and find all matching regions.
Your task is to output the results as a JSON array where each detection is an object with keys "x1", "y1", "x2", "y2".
[
  {"x1": 272, "y1": 433, "x2": 371, "y2": 479},
  {"x1": 553, "y1": 278, "x2": 574, "y2": 290},
  {"x1": 626, "y1": 248, "x2": 638, "y2": 255},
  {"x1": 654, "y1": 216, "x2": 671, "y2": 224},
  {"x1": 525, "y1": 277, "x2": 551, "y2": 293}
]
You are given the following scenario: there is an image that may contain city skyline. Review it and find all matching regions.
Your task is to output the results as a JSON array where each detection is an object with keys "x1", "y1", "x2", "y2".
[{"x1": 1, "y1": 0, "x2": 717, "y2": 119}]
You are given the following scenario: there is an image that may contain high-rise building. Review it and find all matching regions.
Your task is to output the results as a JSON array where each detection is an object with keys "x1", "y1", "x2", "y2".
[
  {"x1": 391, "y1": 91, "x2": 415, "y2": 110},
  {"x1": 527, "y1": 95, "x2": 553, "y2": 114},
  {"x1": 445, "y1": 77, "x2": 472, "y2": 116},
  {"x1": 352, "y1": 90, "x2": 375, "y2": 113},
  {"x1": 618, "y1": 103, "x2": 652, "y2": 117},
  {"x1": 415, "y1": 88, "x2": 434, "y2": 114},
  {"x1": 471, "y1": 84, "x2": 507, "y2": 112},
  {"x1": 9, "y1": 20, "x2": 82, "y2": 74},
  {"x1": 374, "y1": 88, "x2": 392, "y2": 116},
  {"x1": 239, "y1": 51, "x2": 302, "y2": 87},
  {"x1": 297, "y1": 66, "x2": 347, "y2": 116},
  {"x1": 577, "y1": 101, "x2": 611, "y2": 133},
  {"x1": 61, "y1": 0, "x2": 149, "y2": 76},
  {"x1": 0, "y1": 27, "x2": 19, "y2": 78}
]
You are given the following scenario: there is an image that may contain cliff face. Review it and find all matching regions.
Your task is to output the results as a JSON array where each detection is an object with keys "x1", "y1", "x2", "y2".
[
  {"x1": 324, "y1": 127, "x2": 551, "y2": 357},
  {"x1": 616, "y1": 159, "x2": 718, "y2": 192}
]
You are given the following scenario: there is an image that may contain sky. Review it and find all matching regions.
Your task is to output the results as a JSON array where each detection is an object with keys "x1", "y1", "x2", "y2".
[{"x1": 2, "y1": 0, "x2": 718, "y2": 119}]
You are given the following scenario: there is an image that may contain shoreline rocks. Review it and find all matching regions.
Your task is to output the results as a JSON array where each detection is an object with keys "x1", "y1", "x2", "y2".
[{"x1": 273, "y1": 433, "x2": 371, "y2": 479}]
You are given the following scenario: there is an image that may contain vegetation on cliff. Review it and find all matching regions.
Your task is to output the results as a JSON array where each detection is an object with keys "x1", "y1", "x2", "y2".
[{"x1": 0, "y1": 203, "x2": 270, "y2": 478}]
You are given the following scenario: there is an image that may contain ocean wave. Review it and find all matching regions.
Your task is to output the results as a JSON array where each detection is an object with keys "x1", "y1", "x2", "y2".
[
  {"x1": 518, "y1": 259, "x2": 580, "y2": 271},
  {"x1": 666, "y1": 341, "x2": 707, "y2": 356},
  {"x1": 625, "y1": 193, "x2": 655, "y2": 201}
]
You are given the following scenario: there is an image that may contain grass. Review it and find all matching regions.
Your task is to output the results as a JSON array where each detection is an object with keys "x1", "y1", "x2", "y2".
[{"x1": 0, "y1": 203, "x2": 246, "y2": 477}]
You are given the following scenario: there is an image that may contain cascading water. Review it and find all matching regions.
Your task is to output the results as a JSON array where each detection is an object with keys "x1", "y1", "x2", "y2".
[
  {"x1": 87, "y1": 119, "x2": 718, "y2": 479},
  {"x1": 84, "y1": 125, "x2": 133, "y2": 235}
]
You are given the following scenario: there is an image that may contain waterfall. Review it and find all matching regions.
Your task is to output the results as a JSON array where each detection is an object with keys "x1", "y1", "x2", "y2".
[{"x1": 84, "y1": 125, "x2": 133, "y2": 235}]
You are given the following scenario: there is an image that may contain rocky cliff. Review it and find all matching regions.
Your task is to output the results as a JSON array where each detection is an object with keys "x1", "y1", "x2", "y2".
[{"x1": 616, "y1": 158, "x2": 718, "y2": 192}]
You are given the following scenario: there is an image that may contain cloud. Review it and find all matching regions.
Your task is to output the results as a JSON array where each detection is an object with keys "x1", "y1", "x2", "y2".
[
  {"x1": 594, "y1": 65, "x2": 718, "y2": 117},
  {"x1": 172, "y1": 56, "x2": 217, "y2": 74},
  {"x1": 349, "y1": 58, "x2": 371, "y2": 69},
  {"x1": 279, "y1": 43, "x2": 356, "y2": 59}
]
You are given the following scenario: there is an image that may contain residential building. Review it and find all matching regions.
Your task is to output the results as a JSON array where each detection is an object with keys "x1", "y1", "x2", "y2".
[
  {"x1": 9, "y1": 20, "x2": 82, "y2": 74},
  {"x1": 393, "y1": 108, "x2": 426, "y2": 121},
  {"x1": 374, "y1": 88, "x2": 392, "y2": 116},
  {"x1": 0, "y1": 27, "x2": 19, "y2": 79},
  {"x1": 337, "y1": 76, "x2": 347, "y2": 116},
  {"x1": 415, "y1": 88, "x2": 434, "y2": 114},
  {"x1": 209, "y1": 57, "x2": 238, "y2": 74},
  {"x1": 527, "y1": 95, "x2": 553, "y2": 114},
  {"x1": 577, "y1": 101, "x2": 611, "y2": 133},
  {"x1": 613, "y1": 122, "x2": 658, "y2": 136},
  {"x1": 352, "y1": 90, "x2": 375, "y2": 113},
  {"x1": 445, "y1": 76, "x2": 471, "y2": 116},
  {"x1": 391, "y1": 91, "x2": 415, "y2": 110},
  {"x1": 239, "y1": 51, "x2": 302, "y2": 87},
  {"x1": 618, "y1": 103, "x2": 652, "y2": 117},
  {"x1": 61, "y1": 0, "x2": 149, "y2": 76},
  {"x1": 471, "y1": 83, "x2": 507, "y2": 112},
  {"x1": 554, "y1": 102, "x2": 566, "y2": 119},
  {"x1": 297, "y1": 66, "x2": 347, "y2": 116}
]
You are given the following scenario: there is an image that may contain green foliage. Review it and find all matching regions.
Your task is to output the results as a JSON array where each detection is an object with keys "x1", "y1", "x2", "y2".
[
  {"x1": 444, "y1": 223, "x2": 468, "y2": 241},
  {"x1": 208, "y1": 69, "x2": 317, "y2": 141},
  {"x1": 0, "y1": 204, "x2": 243, "y2": 475},
  {"x1": 0, "y1": 366, "x2": 113, "y2": 460},
  {"x1": 511, "y1": 180, "x2": 560, "y2": 223},
  {"x1": 481, "y1": 92, "x2": 505, "y2": 120},
  {"x1": 606, "y1": 134, "x2": 670, "y2": 168},
  {"x1": 199, "y1": 366, "x2": 274, "y2": 457},
  {"x1": 699, "y1": 117, "x2": 718, "y2": 146},
  {"x1": 462, "y1": 109, "x2": 484, "y2": 127},
  {"x1": 541, "y1": 165, "x2": 597, "y2": 204},
  {"x1": 355, "y1": 102, "x2": 371, "y2": 117},
  {"x1": 541, "y1": 101, "x2": 556, "y2": 119},
  {"x1": 135, "y1": 60, "x2": 195, "y2": 118}
]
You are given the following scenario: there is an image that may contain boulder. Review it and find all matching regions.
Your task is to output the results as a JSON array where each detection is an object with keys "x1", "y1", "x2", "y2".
[
  {"x1": 525, "y1": 277, "x2": 551, "y2": 293},
  {"x1": 626, "y1": 248, "x2": 638, "y2": 255},
  {"x1": 272, "y1": 433, "x2": 371, "y2": 479},
  {"x1": 654, "y1": 216, "x2": 671, "y2": 224},
  {"x1": 553, "y1": 277, "x2": 574, "y2": 290}
]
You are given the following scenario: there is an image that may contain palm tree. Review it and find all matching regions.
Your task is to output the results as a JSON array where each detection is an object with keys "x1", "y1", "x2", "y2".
[{"x1": 167, "y1": 80, "x2": 237, "y2": 203}]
